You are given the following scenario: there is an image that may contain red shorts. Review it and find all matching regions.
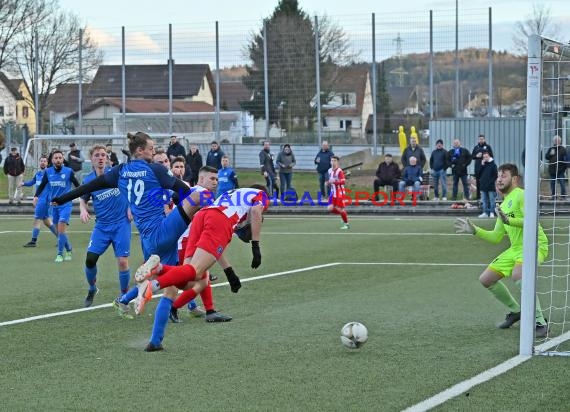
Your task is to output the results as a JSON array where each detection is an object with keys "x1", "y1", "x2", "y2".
[
  {"x1": 184, "y1": 209, "x2": 234, "y2": 260},
  {"x1": 330, "y1": 196, "x2": 346, "y2": 208}
]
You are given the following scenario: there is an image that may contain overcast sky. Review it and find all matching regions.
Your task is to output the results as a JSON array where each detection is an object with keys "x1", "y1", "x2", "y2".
[{"x1": 57, "y1": 0, "x2": 570, "y2": 66}]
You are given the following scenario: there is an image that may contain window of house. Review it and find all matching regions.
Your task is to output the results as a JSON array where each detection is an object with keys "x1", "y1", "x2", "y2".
[
  {"x1": 341, "y1": 93, "x2": 356, "y2": 106},
  {"x1": 322, "y1": 118, "x2": 327, "y2": 127},
  {"x1": 0, "y1": 106, "x2": 4, "y2": 117},
  {"x1": 22, "y1": 106, "x2": 29, "y2": 118},
  {"x1": 339, "y1": 120, "x2": 344, "y2": 129},
  {"x1": 346, "y1": 120, "x2": 352, "y2": 129}
]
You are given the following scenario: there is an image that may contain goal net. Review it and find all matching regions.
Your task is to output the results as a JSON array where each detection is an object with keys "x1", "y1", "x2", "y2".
[{"x1": 522, "y1": 35, "x2": 570, "y2": 356}]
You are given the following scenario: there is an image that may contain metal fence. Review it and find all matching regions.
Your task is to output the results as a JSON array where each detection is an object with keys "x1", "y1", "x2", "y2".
[{"x1": 26, "y1": 8, "x2": 516, "y2": 146}]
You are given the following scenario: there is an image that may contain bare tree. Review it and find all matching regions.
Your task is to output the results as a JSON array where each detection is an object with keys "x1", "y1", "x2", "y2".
[
  {"x1": 12, "y1": 8, "x2": 103, "y2": 132},
  {"x1": 0, "y1": 0, "x2": 52, "y2": 72},
  {"x1": 512, "y1": 3, "x2": 560, "y2": 54}
]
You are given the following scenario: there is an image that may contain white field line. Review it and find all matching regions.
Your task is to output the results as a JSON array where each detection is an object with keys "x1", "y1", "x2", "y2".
[
  {"x1": 3, "y1": 259, "x2": 570, "y2": 410},
  {"x1": 0, "y1": 262, "x2": 341, "y2": 327},
  {"x1": 403, "y1": 331, "x2": 570, "y2": 412}
]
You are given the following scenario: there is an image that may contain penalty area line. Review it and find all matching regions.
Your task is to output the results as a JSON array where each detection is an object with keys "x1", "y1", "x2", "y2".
[{"x1": 0, "y1": 262, "x2": 341, "y2": 328}]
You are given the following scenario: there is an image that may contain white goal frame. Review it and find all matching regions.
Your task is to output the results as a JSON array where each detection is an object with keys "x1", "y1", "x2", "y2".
[{"x1": 522, "y1": 34, "x2": 570, "y2": 357}]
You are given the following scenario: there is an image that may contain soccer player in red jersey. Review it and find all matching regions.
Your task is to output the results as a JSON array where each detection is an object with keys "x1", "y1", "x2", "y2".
[
  {"x1": 135, "y1": 185, "x2": 269, "y2": 351},
  {"x1": 327, "y1": 156, "x2": 349, "y2": 229}
]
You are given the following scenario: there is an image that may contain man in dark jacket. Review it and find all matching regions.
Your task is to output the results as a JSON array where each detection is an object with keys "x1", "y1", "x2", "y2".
[
  {"x1": 314, "y1": 140, "x2": 334, "y2": 196},
  {"x1": 477, "y1": 150, "x2": 498, "y2": 218},
  {"x1": 206, "y1": 141, "x2": 224, "y2": 170},
  {"x1": 373, "y1": 154, "x2": 400, "y2": 198},
  {"x1": 259, "y1": 141, "x2": 276, "y2": 196},
  {"x1": 448, "y1": 139, "x2": 471, "y2": 200},
  {"x1": 185, "y1": 144, "x2": 203, "y2": 186},
  {"x1": 166, "y1": 135, "x2": 186, "y2": 161},
  {"x1": 401, "y1": 137, "x2": 427, "y2": 169},
  {"x1": 471, "y1": 134, "x2": 493, "y2": 200},
  {"x1": 106, "y1": 144, "x2": 120, "y2": 167},
  {"x1": 429, "y1": 139, "x2": 449, "y2": 200},
  {"x1": 3, "y1": 147, "x2": 25, "y2": 204},
  {"x1": 67, "y1": 142, "x2": 85, "y2": 179},
  {"x1": 545, "y1": 135, "x2": 567, "y2": 198}
]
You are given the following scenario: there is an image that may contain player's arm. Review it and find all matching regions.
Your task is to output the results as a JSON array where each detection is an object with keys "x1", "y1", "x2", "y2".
[
  {"x1": 337, "y1": 170, "x2": 346, "y2": 185},
  {"x1": 79, "y1": 196, "x2": 91, "y2": 224},
  {"x1": 21, "y1": 177, "x2": 35, "y2": 187},
  {"x1": 52, "y1": 171, "x2": 117, "y2": 205},
  {"x1": 34, "y1": 172, "x2": 49, "y2": 198},
  {"x1": 474, "y1": 219, "x2": 505, "y2": 244},
  {"x1": 70, "y1": 172, "x2": 81, "y2": 188}
]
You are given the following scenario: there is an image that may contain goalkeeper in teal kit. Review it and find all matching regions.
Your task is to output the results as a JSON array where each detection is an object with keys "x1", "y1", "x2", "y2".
[{"x1": 454, "y1": 163, "x2": 549, "y2": 337}]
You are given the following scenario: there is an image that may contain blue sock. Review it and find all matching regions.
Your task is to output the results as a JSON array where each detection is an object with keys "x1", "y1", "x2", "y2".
[
  {"x1": 57, "y1": 234, "x2": 66, "y2": 255},
  {"x1": 63, "y1": 235, "x2": 72, "y2": 252},
  {"x1": 48, "y1": 224, "x2": 57, "y2": 236},
  {"x1": 85, "y1": 266, "x2": 97, "y2": 291},
  {"x1": 118, "y1": 270, "x2": 130, "y2": 294},
  {"x1": 119, "y1": 286, "x2": 138, "y2": 305},
  {"x1": 150, "y1": 297, "x2": 173, "y2": 346},
  {"x1": 31, "y1": 227, "x2": 40, "y2": 242},
  {"x1": 188, "y1": 299, "x2": 197, "y2": 310}
]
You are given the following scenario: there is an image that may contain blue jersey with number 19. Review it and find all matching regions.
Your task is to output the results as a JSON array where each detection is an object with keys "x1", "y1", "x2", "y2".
[{"x1": 104, "y1": 160, "x2": 178, "y2": 238}]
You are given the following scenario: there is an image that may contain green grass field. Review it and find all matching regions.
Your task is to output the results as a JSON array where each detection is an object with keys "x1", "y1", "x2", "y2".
[{"x1": 1, "y1": 215, "x2": 570, "y2": 411}]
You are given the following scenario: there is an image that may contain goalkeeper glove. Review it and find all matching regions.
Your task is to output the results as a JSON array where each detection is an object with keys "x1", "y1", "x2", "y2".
[
  {"x1": 251, "y1": 241, "x2": 261, "y2": 269},
  {"x1": 454, "y1": 217, "x2": 475, "y2": 234},
  {"x1": 495, "y1": 207, "x2": 509, "y2": 225},
  {"x1": 223, "y1": 267, "x2": 241, "y2": 293}
]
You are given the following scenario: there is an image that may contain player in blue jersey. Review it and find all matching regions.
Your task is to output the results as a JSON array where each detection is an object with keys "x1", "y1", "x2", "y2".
[
  {"x1": 51, "y1": 132, "x2": 220, "y2": 316},
  {"x1": 216, "y1": 155, "x2": 239, "y2": 198},
  {"x1": 36, "y1": 150, "x2": 80, "y2": 262},
  {"x1": 20, "y1": 155, "x2": 58, "y2": 247},
  {"x1": 79, "y1": 145, "x2": 132, "y2": 308}
]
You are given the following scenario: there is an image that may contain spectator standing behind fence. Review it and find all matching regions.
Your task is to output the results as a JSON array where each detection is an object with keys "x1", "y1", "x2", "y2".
[
  {"x1": 206, "y1": 141, "x2": 224, "y2": 170},
  {"x1": 471, "y1": 134, "x2": 493, "y2": 200},
  {"x1": 401, "y1": 136, "x2": 426, "y2": 169},
  {"x1": 398, "y1": 156, "x2": 423, "y2": 194},
  {"x1": 314, "y1": 140, "x2": 334, "y2": 196},
  {"x1": 373, "y1": 154, "x2": 400, "y2": 199},
  {"x1": 106, "y1": 144, "x2": 119, "y2": 167},
  {"x1": 429, "y1": 139, "x2": 449, "y2": 201},
  {"x1": 276, "y1": 143, "x2": 295, "y2": 196},
  {"x1": 545, "y1": 135, "x2": 567, "y2": 199},
  {"x1": 3, "y1": 147, "x2": 25, "y2": 205},
  {"x1": 185, "y1": 144, "x2": 203, "y2": 185},
  {"x1": 259, "y1": 141, "x2": 276, "y2": 196},
  {"x1": 477, "y1": 150, "x2": 498, "y2": 218},
  {"x1": 448, "y1": 139, "x2": 472, "y2": 200},
  {"x1": 67, "y1": 142, "x2": 85, "y2": 180},
  {"x1": 166, "y1": 135, "x2": 186, "y2": 161}
]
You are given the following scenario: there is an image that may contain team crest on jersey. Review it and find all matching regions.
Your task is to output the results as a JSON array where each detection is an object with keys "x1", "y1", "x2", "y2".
[
  {"x1": 61, "y1": 174, "x2": 66, "y2": 178},
  {"x1": 507, "y1": 200, "x2": 512, "y2": 208}
]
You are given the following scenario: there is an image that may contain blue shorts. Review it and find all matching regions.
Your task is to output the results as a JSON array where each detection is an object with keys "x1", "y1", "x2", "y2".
[
  {"x1": 141, "y1": 209, "x2": 188, "y2": 265},
  {"x1": 88, "y1": 220, "x2": 132, "y2": 257},
  {"x1": 35, "y1": 200, "x2": 52, "y2": 220},
  {"x1": 52, "y1": 204, "x2": 72, "y2": 224}
]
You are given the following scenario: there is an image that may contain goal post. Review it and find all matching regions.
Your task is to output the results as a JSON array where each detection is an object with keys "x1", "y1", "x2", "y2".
[{"x1": 522, "y1": 34, "x2": 570, "y2": 356}]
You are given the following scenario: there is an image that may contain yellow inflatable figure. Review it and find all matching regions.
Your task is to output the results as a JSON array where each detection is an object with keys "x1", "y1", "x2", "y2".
[
  {"x1": 410, "y1": 126, "x2": 418, "y2": 141},
  {"x1": 398, "y1": 126, "x2": 407, "y2": 154}
]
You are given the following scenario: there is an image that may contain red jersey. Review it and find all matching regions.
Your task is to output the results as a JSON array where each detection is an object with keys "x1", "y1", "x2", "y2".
[
  {"x1": 205, "y1": 188, "x2": 269, "y2": 230},
  {"x1": 328, "y1": 167, "x2": 346, "y2": 199}
]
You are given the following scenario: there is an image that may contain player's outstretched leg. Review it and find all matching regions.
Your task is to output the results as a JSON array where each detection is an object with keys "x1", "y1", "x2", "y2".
[{"x1": 134, "y1": 254, "x2": 162, "y2": 282}]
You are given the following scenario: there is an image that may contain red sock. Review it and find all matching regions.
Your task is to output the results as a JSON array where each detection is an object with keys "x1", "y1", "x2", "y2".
[
  {"x1": 158, "y1": 264, "x2": 175, "y2": 276},
  {"x1": 340, "y1": 210, "x2": 348, "y2": 223},
  {"x1": 200, "y1": 281, "x2": 215, "y2": 312},
  {"x1": 157, "y1": 264, "x2": 196, "y2": 288},
  {"x1": 173, "y1": 288, "x2": 198, "y2": 309}
]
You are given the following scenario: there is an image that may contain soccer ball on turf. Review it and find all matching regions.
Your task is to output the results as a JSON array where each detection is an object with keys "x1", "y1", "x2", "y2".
[{"x1": 340, "y1": 322, "x2": 368, "y2": 349}]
